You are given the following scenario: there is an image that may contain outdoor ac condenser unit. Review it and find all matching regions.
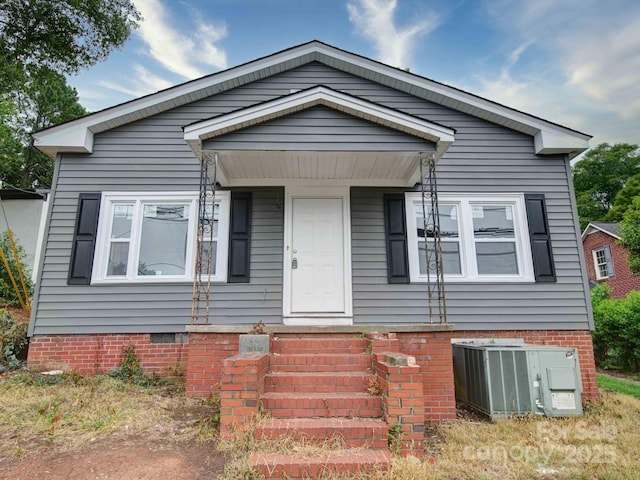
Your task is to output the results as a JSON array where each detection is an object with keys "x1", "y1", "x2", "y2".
[{"x1": 452, "y1": 343, "x2": 583, "y2": 419}]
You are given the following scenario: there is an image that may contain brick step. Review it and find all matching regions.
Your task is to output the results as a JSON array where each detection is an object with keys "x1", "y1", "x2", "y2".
[
  {"x1": 271, "y1": 336, "x2": 367, "y2": 354},
  {"x1": 260, "y1": 392, "x2": 382, "y2": 418},
  {"x1": 269, "y1": 353, "x2": 371, "y2": 372},
  {"x1": 255, "y1": 418, "x2": 388, "y2": 449},
  {"x1": 264, "y1": 371, "x2": 373, "y2": 393},
  {"x1": 249, "y1": 450, "x2": 391, "y2": 479}
]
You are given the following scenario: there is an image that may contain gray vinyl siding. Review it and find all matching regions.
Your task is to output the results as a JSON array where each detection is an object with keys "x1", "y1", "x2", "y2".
[
  {"x1": 203, "y1": 106, "x2": 435, "y2": 151},
  {"x1": 31, "y1": 61, "x2": 590, "y2": 335},
  {"x1": 34, "y1": 187, "x2": 283, "y2": 334}
]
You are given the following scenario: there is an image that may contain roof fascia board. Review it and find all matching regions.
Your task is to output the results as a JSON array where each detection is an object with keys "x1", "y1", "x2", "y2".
[
  {"x1": 34, "y1": 40, "x2": 590, "y2": 157},
  {"x1": 33, "y1": 44, "x2": 323, "y2": 157},
  {"x1": 310, "y1": 46, "x2": 590, "y2": 156},
  {"x1": 184, "y1": 86, "x2": 454, "y2": 149}
]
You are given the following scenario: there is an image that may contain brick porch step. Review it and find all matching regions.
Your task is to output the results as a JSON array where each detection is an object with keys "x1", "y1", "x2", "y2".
[
  {"x1": 249, "y1": 450, "x2": 392, "y2": 479},
  {"x1": 260, "y1": 392, "x2": 382, "y2": 418},
  {"x1": 255, "y1": 418, "x2": 388, "y2": 448},
  {"x1": 269, "y1": 353, "x2": 371, "y2": 372},
  {"x1": 264, "y1": 371, "x2": 373, "y2": 393},
  {"x1": 271, "y1": 336, "x2": 367, "y2": 354}
]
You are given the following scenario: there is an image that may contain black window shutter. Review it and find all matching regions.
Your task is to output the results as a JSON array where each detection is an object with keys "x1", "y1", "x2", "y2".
[
  {"x1": 383, "y1": 193, "x2": 410, "y2": 283},
  {"x1": 68, "y1": 192, "x2": 101, "y2": 285},
  {"x1": 227, "y1": 192, "x2": 252, "y2": 283},
  {"x1": 603, "y1": 245, "x2": 615, "y2": 277},
  {"x1": 524, "y1": 193, "x2": 556, "y2": 282}
]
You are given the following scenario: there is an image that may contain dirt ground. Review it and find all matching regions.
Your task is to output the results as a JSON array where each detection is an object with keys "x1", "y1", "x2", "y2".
[{"x1": 0, "y1": 437, "x2": 227, "y2": 480}]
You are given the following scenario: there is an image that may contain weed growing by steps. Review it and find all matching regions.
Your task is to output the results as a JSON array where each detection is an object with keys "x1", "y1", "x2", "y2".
[
  {"x1": 387, "y1": 423, "x2": 404, "y2": 456},
  {"x1": 108, "y1": 344, "x2": 160, "y2": 387}
]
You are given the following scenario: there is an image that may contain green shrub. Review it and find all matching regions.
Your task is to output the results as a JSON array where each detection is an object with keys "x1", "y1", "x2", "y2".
[
  {"x1": 0, "y1": 308, "x2": 27, "y2": 368},
  {"x1": 0, "y1": 232, "x2": 33, "y2": 307},
  {"x1": 592, "y1": 287, "x2": 640, "y2": 372}
]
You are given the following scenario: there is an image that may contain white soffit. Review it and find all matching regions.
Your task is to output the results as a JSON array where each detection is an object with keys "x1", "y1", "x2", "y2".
[{"x1": 33, "y1": 41, "x2": 591, "y2": 158}]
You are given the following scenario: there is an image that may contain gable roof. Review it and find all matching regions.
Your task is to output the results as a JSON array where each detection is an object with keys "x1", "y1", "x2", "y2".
[
  {"x1": 33, "y1": 40, "x2": 591, "y2": 158},
  {"x1": 582, "y1": 222, "x2": 621, "y2": 240},
  {"x1": 183, "y1": 85, "x2": 455, "y2": 155}
]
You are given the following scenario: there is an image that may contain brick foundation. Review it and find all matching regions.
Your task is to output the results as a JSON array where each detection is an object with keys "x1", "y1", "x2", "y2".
[
  {"x1": 28, "y1": 329, "x2": 599, "y2": 420},
  {"x1": 27, "y1": 334, "x2": 188, "y2": 376}
]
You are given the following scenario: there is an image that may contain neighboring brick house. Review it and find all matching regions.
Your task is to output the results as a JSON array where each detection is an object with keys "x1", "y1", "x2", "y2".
[{"x1": 582, "y1": 222, "x2": 640, "y2": 298}]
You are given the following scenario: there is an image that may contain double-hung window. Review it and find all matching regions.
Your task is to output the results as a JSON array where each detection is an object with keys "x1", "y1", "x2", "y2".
[
  {"x1": 93, "y1": 191, "x2": 230, "y2": 283},
  {"x1": 405, "y1": 193, "x2": 534, "y2": 282},
  {"x1": 592, "y1": 246, "x2": 614, "y2": 280}
]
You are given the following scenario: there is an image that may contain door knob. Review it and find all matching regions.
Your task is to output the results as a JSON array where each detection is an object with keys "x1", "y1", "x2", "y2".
[{"x1": 292, "y1": 257, "x2": 298, "y2": 269}]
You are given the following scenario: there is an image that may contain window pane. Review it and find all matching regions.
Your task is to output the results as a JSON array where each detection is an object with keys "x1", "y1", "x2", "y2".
[
  {"x1": 415, "y1": 203, "x2": 458, "y2": 238},
  {"x1": 418, "y1": 241, "x2": 461, "y2": 275},
  {"x1": 107, "y1": 242, "x2": 129, "y2": 276},
  {"x1": 472, "y1": 205, "x2": 515, "y2": 238},
  {"x1": 203, "y1": 203, "x2": 219, "y2": 238},
  {"x1": 138, "y1": 203, "x2": 189, "y2": 276},
  {"x1": 476, "y1": 242, "x2": 518, "y2": 274},
  {"x1": 111, "y1": 204, "x2": 134, "y2": 239},
  {"x1": 200, "y1": 240, "x2": 218, "y2": 274}
]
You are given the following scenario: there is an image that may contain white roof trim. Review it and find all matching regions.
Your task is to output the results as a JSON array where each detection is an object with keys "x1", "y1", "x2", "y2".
[
  {"x1": 33, "y1": 41, "x2": 590, "y2": 158},
  {"x1": 183, "y1": 86, "x2": 454, "y2": 157},
  {"x1": 581, "y1": 223, "x2": 621, "y2": 240}
]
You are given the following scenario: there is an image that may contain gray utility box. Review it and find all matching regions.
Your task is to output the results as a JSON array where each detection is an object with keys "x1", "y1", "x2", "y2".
[{"x1": 453, "y1": 343, "x2": 583, "y2": 419}]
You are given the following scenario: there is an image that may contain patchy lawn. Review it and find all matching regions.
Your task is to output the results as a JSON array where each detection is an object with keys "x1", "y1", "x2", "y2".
[
  {"x1": 598, "y1": 373, "x2": 640, "y2": 399},
  {"x1": 1, "y1": 371, "x2": 639, "y2": 479},
  {"x1": 0, "y1": 371, "x2": 225, "y2": 479}
]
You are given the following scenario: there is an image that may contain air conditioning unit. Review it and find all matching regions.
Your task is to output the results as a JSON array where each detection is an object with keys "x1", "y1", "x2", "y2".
[{"x1": 452, "y1": 343, "x2": 583, "y2": 419}]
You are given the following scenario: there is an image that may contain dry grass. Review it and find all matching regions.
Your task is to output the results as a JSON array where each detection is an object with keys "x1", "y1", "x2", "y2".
[
  {"x1": 0, "y1": 372, "x2": 216, "y2": 460},
  {"x1": 216, "y1": 391, "x2": 640, "y2": 480},
  {"x1": 2, "y1": 372, "x2": 639, "y2": 479}
]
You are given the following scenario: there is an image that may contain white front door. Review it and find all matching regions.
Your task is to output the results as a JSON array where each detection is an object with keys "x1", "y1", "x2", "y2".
[{"x1": 290, "y1": 197, "x2": 345, "y2": 313}]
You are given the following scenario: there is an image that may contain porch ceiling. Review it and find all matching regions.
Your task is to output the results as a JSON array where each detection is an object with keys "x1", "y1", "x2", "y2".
[{"x1": 211, "y1": 150, "x2": 424, "y2": 187}]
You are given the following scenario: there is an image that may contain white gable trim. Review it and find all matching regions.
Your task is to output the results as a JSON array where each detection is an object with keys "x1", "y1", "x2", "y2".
[
  {"x1": 33, "y1": 41, "x2": 590, "y2": 158},
  {"x1": 581, "y1": 223, "x2": 621, "y2": 240},
  {"x1": 183, "y1": 86, "x2": 454, "y2": 157}
]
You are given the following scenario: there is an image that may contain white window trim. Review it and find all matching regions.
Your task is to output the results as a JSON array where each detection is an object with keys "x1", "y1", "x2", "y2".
[
  {"x1": 405, "y1": 193, "x2": 535, "y2": 283},
  {"x1": 592, "y1": 247, "x2": 610, "y2": 280},
  {"x1": 92, "y1": 191, "x2": 230, "y2": 284}
]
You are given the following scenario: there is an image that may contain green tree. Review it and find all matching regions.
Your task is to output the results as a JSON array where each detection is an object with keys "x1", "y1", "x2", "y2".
[
  {"x1": 619, "y1": 197, "x2": 640, "y2": 275},
  {"x1": 0, "y1": 0, "x2": 140, "y2": 188},
  {"x1": 606, "y1": 173, "x2": 640, "y2": 221},
  {"x1": 0, "y1": 66, "x2": 87, "y2": 188},
  {"x1": 572, "y1": 143, "x2": 640, "y2": 229},
  {"x1": 0, "y1": 0, "x2": 140, "y2": 78}
]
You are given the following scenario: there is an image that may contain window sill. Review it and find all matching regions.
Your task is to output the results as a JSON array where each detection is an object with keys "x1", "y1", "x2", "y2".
[
  {"x1": 410, "y1": 276, "x2": 535, "y2": 283},
  {"x1": 91, "y1": 278, "x2": 227, "y2": 285}
]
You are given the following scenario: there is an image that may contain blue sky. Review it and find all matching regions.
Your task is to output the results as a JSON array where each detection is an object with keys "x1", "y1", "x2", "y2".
[{"x1": 69, "y1": 0, "x2": 640, "y2": 148}]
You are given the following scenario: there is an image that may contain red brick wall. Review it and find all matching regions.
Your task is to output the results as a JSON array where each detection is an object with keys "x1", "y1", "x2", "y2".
[
  {"x1": 27, "y1": 334, "x2": 187, "y2": 376},
  {"x1": 398, "y1": 329, "x2": 598, "y2": 421},
  {"x1": 185, "y1": 333, "x2": 239, "y2": 397},
  {"x1": 397, "y1": 332, "x2": 457, "y2": 421},
  {"x1": 28, "y1": 329, "x2": 598, "y2": 421},
  {"x1": 583, "y1": 231, "x2": 640, "y2": 298}
]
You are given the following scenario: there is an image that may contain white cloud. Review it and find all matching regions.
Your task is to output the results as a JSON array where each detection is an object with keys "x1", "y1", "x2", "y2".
[
  {"x1": 132, "y1": 0, "x2": 228, "y2": 79},
  {"x1": 99, "y1": 64, "x2": 174, "y2": 97},
  {"x1": 347, "y1": 0, "x2": 439, "y2": 68},
  {"x1": 472, "y1": 0, "x2": 640, "y2": 145}
]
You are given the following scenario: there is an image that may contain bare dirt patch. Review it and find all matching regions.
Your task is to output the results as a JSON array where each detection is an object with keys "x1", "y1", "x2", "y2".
[{"x1": 0, "y1": 437, "x2": 226, "y2": 480}]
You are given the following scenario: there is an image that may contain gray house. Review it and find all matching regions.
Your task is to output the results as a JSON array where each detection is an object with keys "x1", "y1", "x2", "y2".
[{"x1": 28, "y1": 42, "x2": 598, "y2": 449}]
